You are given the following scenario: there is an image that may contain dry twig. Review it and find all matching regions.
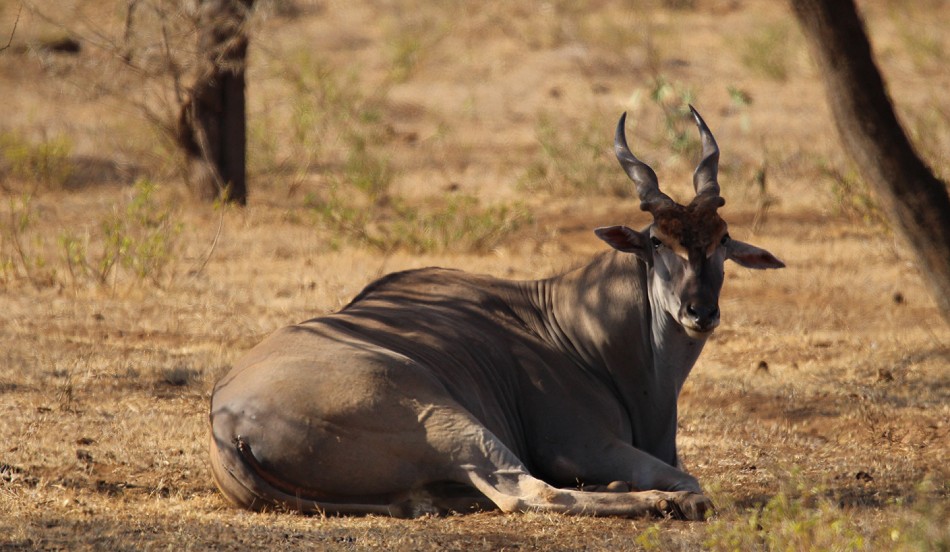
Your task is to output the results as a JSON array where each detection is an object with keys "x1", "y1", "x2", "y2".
[{"x1": 0, "y1": 4, "x2": 22, "y2": 53}]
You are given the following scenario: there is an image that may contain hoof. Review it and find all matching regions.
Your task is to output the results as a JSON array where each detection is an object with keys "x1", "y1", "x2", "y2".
[
  {"x1": 656, "y1": 492, "x2": 714, "y2": 521},
  {"x1": 606, "y1": 480, "x2": 632, "y2": 493}
]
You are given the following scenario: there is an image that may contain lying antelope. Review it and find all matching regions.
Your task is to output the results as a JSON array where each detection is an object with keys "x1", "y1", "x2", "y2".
[{"x1": 210, "y1": 107, "x2": 784, "y2": 520}]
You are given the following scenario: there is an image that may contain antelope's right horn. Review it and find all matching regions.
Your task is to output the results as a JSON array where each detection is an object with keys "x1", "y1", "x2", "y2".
[
  {"x1": 615, "y1": 112, "x2": 674, "y2": 213},
  {"x1": 688, "y1": 105, "x2": 721, "y2": 200}
]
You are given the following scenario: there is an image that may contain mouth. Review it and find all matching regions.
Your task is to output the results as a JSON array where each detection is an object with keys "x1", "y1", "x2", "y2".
[{"x1": 681, "y1": 321, "x2": 718, "y2": 339}]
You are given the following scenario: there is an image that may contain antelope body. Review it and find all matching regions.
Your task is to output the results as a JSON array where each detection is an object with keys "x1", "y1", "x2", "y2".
[{"x1": 209, "y1": 108, "x2": 784, "y2": 520}]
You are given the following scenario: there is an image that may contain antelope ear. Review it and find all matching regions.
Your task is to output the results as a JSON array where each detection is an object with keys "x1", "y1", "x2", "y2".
[
  {"x1": 726, "y1": 239, "x2": 785, "y2": 269},
  {"x1": 594, "y1": 226, "x2": 651, "y2": 260}
]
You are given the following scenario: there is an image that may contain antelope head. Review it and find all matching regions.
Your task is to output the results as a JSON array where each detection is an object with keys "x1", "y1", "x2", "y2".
[{"x1": 596, "y1": 106, "x2": 784, "y2": 339}]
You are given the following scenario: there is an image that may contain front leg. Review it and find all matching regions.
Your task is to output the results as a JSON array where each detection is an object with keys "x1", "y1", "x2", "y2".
[
  {"x1": 455, "y1": 439, "x2": 712, "y2": 521},
  {"x1": 618, "y1": 441, "x2": 702, "y2": 493},
  {"x1": 552, "y1": 440, "x2": 714, "y2": 520},
  {"x1": 440, "y1": 410, "x2": 711, "y2": 520},
  {"x1": 545, "y1": 439, "x2": 703, "y2": 494}
]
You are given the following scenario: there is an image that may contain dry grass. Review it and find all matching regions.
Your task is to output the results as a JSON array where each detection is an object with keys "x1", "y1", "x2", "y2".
[{"x1": 1, "y1": 0, "x2": 948, "y2": 550}]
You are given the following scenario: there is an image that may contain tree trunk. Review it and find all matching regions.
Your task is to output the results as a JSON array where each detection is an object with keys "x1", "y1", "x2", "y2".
[
  {"x1": 177, "y1": 0, "x2": 252, "y2": 205},
  {"x1": 789, "y1": 0, "x2": 950, "y2": 324}
]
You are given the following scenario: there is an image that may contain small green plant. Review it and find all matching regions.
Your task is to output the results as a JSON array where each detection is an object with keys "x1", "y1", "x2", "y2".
[
  {"x1": 740, "y1": 23, "x2": 791, "y2": 81},
  {"x1": 704, "y1": 471, "x2": 868, "y2": 551},
  {"x1": 254, "y1": 49, "x2": 394, "y2": 198},
  {"x1": 649, "y1": 76, "x2": 699, "y2": 156},
  {"x1": 882, "y1": 478, "x2": 950, "y2": 551},
  {"x1": 705, "y1": 472, "x2": 949, "y2": 551},
  {"x1": 822, "y1": 165, "x2": 889, "y2": 229},
  {"x1": 727, "y1": 86, "x2": 753, "y2": 109},
  {"x1": 0, "y1": 130, "x2": 74, "y2": 190},
  {"x1": 635, "y1": 523, "x2": 665, "y2": 550},
  {"x1": 388, "y1": 33, "x2": 424, "y2": 83},
  {"x1": 305, "y1": 187, "x2": 373, "y2": 250},
  {"x1": 389, "y1": 196, "x2": 530, "y2": 254},
  {"x1": 520, "y1": 112, "x2": 625, "y2": 197},
  {"x1": 344, "y1": 134, "x2": 393, "y2": 203},
  {"x1": 307, "y1": 189, "x2": 529, "y2": 254},
  {"x1": 384, "y1": 10, "x2": 448, "y2": 86},
  {"x1": 59, "y1": 233, "x2": 89, "y2": 284},
  {"x1": 59, "y1": 179, "x2": 183, "y2": 287},
  {"x1": 272, "y1": 46, "x2": 528, "y2": 254},
  {"x1": 281, "y1": 54, "x2": 357, "y2": 172},
  {"x1": 727, "y1": 84, "x2": 754, "y2": 134},
  {"x1": 1, "y1": 194, "x2": 56, "y2": 288},
  {"x1": 104, "y1": 179, "x2": 182, "y2": 284}
]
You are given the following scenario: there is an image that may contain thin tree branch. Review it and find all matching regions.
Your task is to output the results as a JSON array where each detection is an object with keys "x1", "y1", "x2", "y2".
[
  {"x1": 191, "y1": 204, "x2": 225, "y2": 278},
  {"x1": 121, "y1": 0, "x2": 139, "y2": 62},
  {"x1": 0, "y1": 4, "x2": 22, "y2": 53},
  {"x1": 156, "y1": 4, "x2": 183, "y2": 105}
]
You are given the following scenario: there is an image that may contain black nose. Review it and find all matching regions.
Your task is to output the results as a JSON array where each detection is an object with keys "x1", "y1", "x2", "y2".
[{"x1": 686, "y1": 303, "x2": 720, "y2": 329}]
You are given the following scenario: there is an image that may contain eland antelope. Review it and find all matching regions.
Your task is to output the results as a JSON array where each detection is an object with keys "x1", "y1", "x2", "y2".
[{"x1": 209, "y1": 107, "x2": 784, "y2": 521}]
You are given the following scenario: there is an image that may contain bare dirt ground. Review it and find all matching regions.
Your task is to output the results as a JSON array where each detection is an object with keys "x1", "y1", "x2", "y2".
[{"x1": 1, "y1": 1, "x2": 948, "y2": 550}]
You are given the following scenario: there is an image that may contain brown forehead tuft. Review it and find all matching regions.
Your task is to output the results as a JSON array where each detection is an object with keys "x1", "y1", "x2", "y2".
[{"x1": 652, "y1": 199, "x2": 726, "y2": 250}]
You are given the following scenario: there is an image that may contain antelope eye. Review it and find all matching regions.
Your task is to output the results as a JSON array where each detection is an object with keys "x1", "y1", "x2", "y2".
[
  {"x1": 720, "y1": 233, "x2": 730, "y2": 245},
  {"x1": 650, "y1": 236, "x2": 662, "y2": 249}
]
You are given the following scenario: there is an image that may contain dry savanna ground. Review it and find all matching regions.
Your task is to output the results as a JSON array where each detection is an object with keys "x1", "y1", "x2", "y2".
[{"x1": 1, "y1": 0, "x2": 948, "y2": 550}]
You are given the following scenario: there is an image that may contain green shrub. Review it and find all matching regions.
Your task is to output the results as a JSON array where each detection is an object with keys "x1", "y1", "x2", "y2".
[
  {"x1": 822, "y1": 165, "x2": 889, "y2": 229},
  {"x1": 705, "y1": 472, "x2": 866, "y2": 551},
  {"x1": 60, "y1": 179, "x2": 183, "y2": 287},
  {"x1": 0, "y1": 130, "x2": 74, "y2": 190},
  {"x1": 520, "y1": 113, "x2": 625, "y2": 197},
  {"x1": 307, "y1": 190, "x2": 529, "y2": 254},
  {"x1": 649, "y1": 76, "x2": 699, "y2": 156},
  {"x1": 388, "y1": 195, "x2": 530, "y2": 254},
  {"x1": 0, "y1": 194, "x2": 56, "y2": 287}
]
